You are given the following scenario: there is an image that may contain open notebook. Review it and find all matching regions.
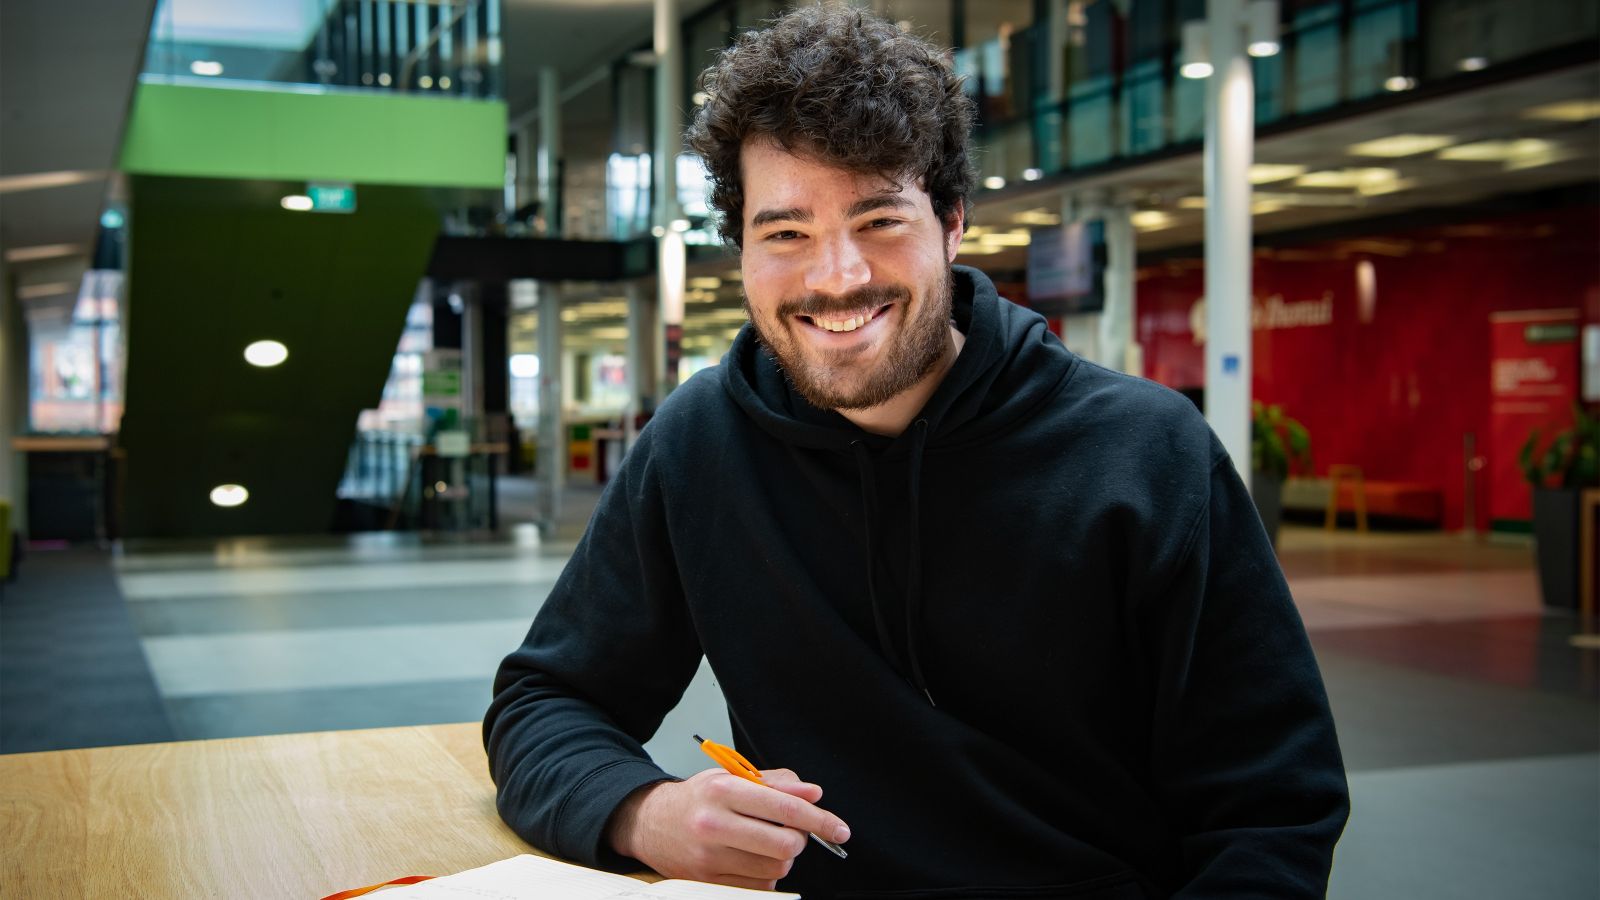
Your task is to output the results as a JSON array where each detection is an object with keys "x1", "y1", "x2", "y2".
[{"x1": 377, "y1": 854, "x2": 801, "y2": 899}]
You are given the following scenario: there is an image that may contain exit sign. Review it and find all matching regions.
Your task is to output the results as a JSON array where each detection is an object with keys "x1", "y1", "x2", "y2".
[{"x1": 307, "y1": 182, "x2": 356, "y2": 213}]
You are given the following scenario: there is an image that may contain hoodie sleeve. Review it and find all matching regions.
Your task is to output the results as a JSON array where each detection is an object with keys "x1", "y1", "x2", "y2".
[
  {"x1": 1142, "y1": 450, "x2": 1350, "y2": 897},
  {"x1": 483, "y1": 429, "x2": 704, "y2": 870}
]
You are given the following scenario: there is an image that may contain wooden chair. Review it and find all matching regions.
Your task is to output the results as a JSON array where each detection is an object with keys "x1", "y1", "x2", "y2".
[{"x1": 1325, "y1": 464, "x2": 1369, "y2": 533}]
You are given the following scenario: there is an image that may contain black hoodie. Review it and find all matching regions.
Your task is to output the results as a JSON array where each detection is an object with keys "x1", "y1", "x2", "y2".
[{"x1": 485, "y1": 266, "x2": 1349, "y2": 898}]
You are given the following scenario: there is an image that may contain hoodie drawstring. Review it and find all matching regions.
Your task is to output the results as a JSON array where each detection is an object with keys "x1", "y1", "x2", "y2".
[{"x1": 851, "y1": 424, "x2": 936, "y2": 707}]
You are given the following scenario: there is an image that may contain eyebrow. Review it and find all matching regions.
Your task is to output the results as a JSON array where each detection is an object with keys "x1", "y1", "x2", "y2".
[{"x1": 748, "y1": 193, "x2": 917, "y2": 229}]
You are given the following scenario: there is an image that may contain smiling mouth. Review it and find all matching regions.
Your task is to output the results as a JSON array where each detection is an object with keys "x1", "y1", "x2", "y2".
[{"x1": 797, "y1": 304, "x2": 893, "y2": 333}]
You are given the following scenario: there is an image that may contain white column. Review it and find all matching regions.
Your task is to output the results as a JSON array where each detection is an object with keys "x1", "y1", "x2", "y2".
[
  {"x1": 535, "y1": 282, "x2": 565, "y2": 532},
  {"x1": 538, "y1": 66, "x2": 562, "y2": 236},
  {"x1": 654, "y1": 0, "x2": 684, "y2": 396},
  {"x1": 1098, "y1": 199, "x2": 1138, "y2": 374},
  {"x1": 1203, "y1": 0, "x2": 1254, "y2": 483}
]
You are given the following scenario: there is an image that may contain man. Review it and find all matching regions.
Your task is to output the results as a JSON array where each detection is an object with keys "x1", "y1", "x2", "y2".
[{"x1": 485, "y1": 7, "x2": 1348, "y2": 898}]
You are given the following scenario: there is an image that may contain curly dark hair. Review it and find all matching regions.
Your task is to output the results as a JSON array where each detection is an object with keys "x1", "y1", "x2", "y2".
[{"x1": 684, "y1": 4, "x2": 976, "y2": 248}]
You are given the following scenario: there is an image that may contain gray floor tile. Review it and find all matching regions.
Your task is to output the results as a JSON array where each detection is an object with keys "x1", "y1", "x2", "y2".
[{"x1": 1330, "y1": 754, "x2": 1600, "y2": 899}]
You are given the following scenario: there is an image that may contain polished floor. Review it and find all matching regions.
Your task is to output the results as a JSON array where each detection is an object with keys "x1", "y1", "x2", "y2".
[{"x1": 1, "y1": 492, "x2": 1595, "y2": 898}]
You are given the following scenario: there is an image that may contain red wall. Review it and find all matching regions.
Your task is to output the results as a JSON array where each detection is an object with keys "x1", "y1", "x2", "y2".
[{"x1": 1136, "y1": 206, "x2": 1600, "y2": 530}]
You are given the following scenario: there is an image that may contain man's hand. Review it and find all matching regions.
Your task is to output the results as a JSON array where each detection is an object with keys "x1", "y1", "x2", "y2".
[{"x1": 606, "y1": 767, "x2": 851, "y2": 890}]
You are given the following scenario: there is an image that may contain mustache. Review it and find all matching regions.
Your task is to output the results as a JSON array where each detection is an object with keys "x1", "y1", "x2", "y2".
[{"x1": 770, "y1": 284, "x2": 910, "y2": 319}]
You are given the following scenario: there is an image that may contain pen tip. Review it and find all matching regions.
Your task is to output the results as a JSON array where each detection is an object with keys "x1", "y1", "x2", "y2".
[{"x1": 691, "y1": 734, "x2": 705, "y2": 744}]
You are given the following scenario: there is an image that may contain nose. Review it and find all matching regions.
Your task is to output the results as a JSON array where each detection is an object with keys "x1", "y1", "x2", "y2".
[{"x1": 803, "y1": 233, "x2": 871, "y2": 296}]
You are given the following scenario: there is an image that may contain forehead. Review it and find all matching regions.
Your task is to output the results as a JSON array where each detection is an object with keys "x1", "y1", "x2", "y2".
[{"x1": 738, "y1": 138, "x2": 928, "y2": 215}]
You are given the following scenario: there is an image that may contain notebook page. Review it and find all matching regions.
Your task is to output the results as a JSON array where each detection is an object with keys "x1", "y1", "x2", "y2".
[
  {"x1": 376, "y1": 855, "x2": 801, "y2": 899},
  {"x1": 377, "y1": 854, "x2": 639, "y2": 899}
]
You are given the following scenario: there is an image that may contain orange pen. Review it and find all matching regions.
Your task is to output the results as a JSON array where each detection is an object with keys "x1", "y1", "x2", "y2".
[{"x1": 692, "y1": 734, "x2": 849, "y2": 859}]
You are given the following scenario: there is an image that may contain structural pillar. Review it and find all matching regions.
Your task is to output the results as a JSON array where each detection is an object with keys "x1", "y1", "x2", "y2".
[
  {"x1": 1202, "y1": 0, "x2": 1255, "y2": 482},
  {"x1": 0, "y1": 256, "x2": 26, "y2": 536},
  {"x1": 538, "y1": 65, "x2": 562, "y2": 236},
  {"x1": 654, "y1": 0, "x2": 685, "y2": 397},
  {"x1": 535, "y1": 282, "x2": 565, "y2": 532},
  {"x1": 625, "y1": 280, "x2": 658, "y2": 447},
  {"x1": 1097, "y1": 198, "x2": 1139, "y2": 375}
]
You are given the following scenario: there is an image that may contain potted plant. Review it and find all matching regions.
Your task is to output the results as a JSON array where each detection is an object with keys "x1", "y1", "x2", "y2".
[
  {"x1": 1519, "y1": 403, "x2": 1599, "y2": 609},
  {"x1": 1251, "y1": 401, "x2": 1311, "y2": 547}
]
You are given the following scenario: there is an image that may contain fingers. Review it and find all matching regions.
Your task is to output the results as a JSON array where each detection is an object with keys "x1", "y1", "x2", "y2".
[
  {"x1": 760, "y1": 768, "x2": 824, "y2": 804},
  {"x1": 711, "y1": 774, "x2": 851, "y2": 847}
]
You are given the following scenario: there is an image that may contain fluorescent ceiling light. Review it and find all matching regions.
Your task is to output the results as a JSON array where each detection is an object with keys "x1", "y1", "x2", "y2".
[
  {"x1": 1178, "y1": 196, "x2": 1207, "y2": 209},
  {"x1": 209, "y1": 484, "x2": 249, "y2": 508},
  {"x1": 1456, "y1": 57, "x2": 1488, "y2": 72},
  {"x1": 0, "y1": 169, "x2": 105, "y2": 194},
  {"x1": 1522, "y1": 100, "x2": 1600, "y2": 122},
  {"x1": 1130, "y1": 210, "x2": 1175, "y2": 231},
  {"x1": 688, "y1": 276, "x2": 721, "y2": 290},
  {"x1": 3, "y1": 243, "x2": 87, "y2": 263},
  {"x1": 244, "y1": 340, "x2": 289, "y2": 367},
  {"x1": 189, "y1": 60, "x2": 224, "y2": 76},
  {"x1": 1358, "y1": 178, "x2": 1416, "y2": 197},
  {"x1": 1437, "y1": 139, "x2": 1553, "y2": 162},
  {"x1": 978, "y1": 231, "x2": 1031, "y2": 247},
  {"x1": 1012, "y1": 208, "x2": 1061, "y2": 226},
  {"x1": 1252, "y1": 200, "x2": 1288, "y2": 215},
  {"x1": 1346, "y1": 134, "x2": 1455, "y2": 157},
  {"x1": 1384, "y1": 76, "x2": 1417, "y2": 92},
  {"x1": 1249, "y1": 163, "x2": 1307, "y2": 184},
  {"x1": 280, "y1": 194, "x2": 313, "y2": 211},
  {"x1": 957, "y1": 243, "x2": 1004, "y2": 255},
  {"x1": 1294, "y1": 168, "x2": 1401, "y2": 190},
  {"x1": 16, "y1": 282, "x2": 75, "y2": 300}
]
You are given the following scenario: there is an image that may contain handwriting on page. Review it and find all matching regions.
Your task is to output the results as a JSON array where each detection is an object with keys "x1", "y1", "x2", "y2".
[{"x1": 377, "y1": 855, "x2": 799, "y2": 900}]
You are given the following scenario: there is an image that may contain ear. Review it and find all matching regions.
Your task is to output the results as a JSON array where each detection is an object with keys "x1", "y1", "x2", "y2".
[{"x1": 943, "y1": 206, "x2": 966, "y2": 263}]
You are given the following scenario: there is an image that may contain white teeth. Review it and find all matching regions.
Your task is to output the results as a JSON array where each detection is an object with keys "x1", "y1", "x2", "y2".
[{"x1": 815, "y1": 313, "x2": 868, "y2": 332}]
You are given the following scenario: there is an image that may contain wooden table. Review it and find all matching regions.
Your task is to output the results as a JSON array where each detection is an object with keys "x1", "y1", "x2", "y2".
[{"x1": 0, "y1": 723, "x2": 545, "y2": 898}]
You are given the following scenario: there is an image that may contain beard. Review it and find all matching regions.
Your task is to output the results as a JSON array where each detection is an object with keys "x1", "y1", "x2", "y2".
[{"x1": 747, "y1": 266, "x2": 955, "y2": 412}]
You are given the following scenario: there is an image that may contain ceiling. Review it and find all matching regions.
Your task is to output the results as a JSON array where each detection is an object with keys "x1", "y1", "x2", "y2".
[
  {"x1": 959, "y1": 62, "x2": 1600, "y2": 269},
  {"x1": 541, "y1": 59, "x2": 1599, "y2": 363},
  {"x1": 0, "y1": 0, "x2": 157, "y2": 324}
]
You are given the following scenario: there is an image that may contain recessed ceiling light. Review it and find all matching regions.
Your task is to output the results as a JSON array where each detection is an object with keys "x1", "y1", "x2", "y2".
[
  {"x1": 1456, "y1": 57, "x2": 1488, "y2": 72},
  {"x1": 1012, "y1": 208, "x2": 1061, "y2": 226},
  {"x1": 190, "y1": 60, "x2": 224, "y2": 76},
  {"x1": 210, "y1": 484, "x2": 249, "y2": 507},
  {"x1": 244, "y1": 340, "x2": 289, "y2": 367},
  {"x1": 1522, "y1": 100, "x2": 1600, "y2": 122},
  {"x1": 1347, "y1": 134, "x2": 1455, "y2": 157},
  {"x1": 280, "y1": 195, "x2": 313, "y2": 211},
  {"x1": 1180, "y1": 61, "x2": 1213, "y2": 79},
  {"x1": 1247, "y1": 40, "x2": 1280, "y2": 58},
  {"x1": 1384, "y1": 76, "x2": 1417, "y2": 92},
  {"x1": 1021, "y1": 168, "x2": 1044, "y2": 181},
  {"x1": 1249, "y1": 163, "x2": 1307, "y2": 184},
  {"x1": 983, "y1": 176, "x2": 1006, "y2": 190}
]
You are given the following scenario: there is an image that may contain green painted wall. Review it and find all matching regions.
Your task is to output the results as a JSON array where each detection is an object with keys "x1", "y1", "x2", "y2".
[
  {"x1": 120, "y1": 175, "x2": 441, "y2": 537},
  {"x1": 122, "y1": 82, "x2": 506, "y2": 188}
]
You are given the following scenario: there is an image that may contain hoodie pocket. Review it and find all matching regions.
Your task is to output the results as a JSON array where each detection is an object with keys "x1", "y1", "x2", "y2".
[{"x1": 832, "y1": 870, "x2": 1148, "y2": 900}]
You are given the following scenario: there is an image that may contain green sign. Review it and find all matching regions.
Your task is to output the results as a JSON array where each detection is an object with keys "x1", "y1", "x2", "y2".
[
  {"x1": 1525, "y1": 323, "x2": 1578, "y2": 344},
  {"x1": 422, "y1": 370, "x2": 460, "y2": 396},
  {"x1": 307, "y1": 182, "x2": 356, "y2": 213}
]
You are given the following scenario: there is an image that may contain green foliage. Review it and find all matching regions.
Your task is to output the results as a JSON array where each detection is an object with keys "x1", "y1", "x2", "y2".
[
  {"x1": 1519, "y1": 404, "x2": 1600, "y2": 490},
  {"x1": 1252, "y1": 401, "x2": 1311, "y2": 482}
]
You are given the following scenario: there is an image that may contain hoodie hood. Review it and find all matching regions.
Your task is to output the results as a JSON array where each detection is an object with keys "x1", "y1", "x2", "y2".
[{"x1": 723, "y1": 265, "x2": 1079, "y2": 455}]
